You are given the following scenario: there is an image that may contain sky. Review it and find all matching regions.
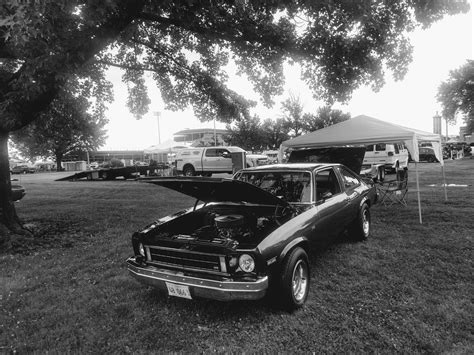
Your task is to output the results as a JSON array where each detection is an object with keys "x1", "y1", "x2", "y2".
[{"x1": 102, "y1": 4, "x2": 473, "y2": 151}]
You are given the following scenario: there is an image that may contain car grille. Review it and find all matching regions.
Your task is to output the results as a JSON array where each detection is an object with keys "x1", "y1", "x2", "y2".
[{"x1": 145, "y1": 245, "x2": 227, "y2": 275}]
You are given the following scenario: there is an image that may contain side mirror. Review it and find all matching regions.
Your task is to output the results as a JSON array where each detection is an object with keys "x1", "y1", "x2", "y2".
[{"x1": 221, "y1": 151, "x2": 231, "y2": 158}]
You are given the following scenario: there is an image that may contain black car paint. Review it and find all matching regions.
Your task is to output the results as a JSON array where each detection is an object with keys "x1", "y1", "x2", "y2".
[{"x1": 128, "y1": 163, "x2": 376, "y2": 304}]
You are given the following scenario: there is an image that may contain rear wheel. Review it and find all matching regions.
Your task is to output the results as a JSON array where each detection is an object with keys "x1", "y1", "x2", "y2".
[
  {"x1": 349, "y1": 203, "x2": 370, "y2": 241},
  {"x1": 277, "y1": 247, "x2": 310, "y2": 311},
  {"x1": 183, "y1": 165, "x2": 195, "y2": 176}
]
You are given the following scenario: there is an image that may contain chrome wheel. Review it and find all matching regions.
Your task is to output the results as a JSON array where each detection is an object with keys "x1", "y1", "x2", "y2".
[
  {"x1": 292, "y1": 259, "x2": 309, "y2": 302},
  {"x1": 362, "y1": 209, "x2": 370, "y2": 237}
]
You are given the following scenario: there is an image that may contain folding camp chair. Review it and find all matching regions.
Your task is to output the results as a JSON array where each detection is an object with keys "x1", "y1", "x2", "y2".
[{"x1": 378, "y1": 168, "x2": 408, "y2": 206}]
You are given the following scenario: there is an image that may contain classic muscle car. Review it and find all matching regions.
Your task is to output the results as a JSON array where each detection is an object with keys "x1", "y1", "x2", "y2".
[{"x1": 126, "y1": 163, "x2": 377, "y2": 310}]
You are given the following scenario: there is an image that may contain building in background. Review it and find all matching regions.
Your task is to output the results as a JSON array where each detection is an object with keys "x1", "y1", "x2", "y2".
[{"x1": 173, "y1": 128, "x2": 228, "y2": 146}]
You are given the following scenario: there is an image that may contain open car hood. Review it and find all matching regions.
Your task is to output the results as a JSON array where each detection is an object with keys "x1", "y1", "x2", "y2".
[
  {"x1": 287, "y1": 147, "x2": 366, "y2": 174},
  {"x1": 141, "y1": 177, "x2": 291, "y2": 207}
]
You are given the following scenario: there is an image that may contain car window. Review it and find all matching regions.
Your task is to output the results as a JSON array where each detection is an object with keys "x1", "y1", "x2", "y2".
[
  {"x1": 205, "y1": 148, "x2": 217, "y2": 157},
  {"x1": 236, "y1": 171, "x2": 312, "y2": 203},
  {"x1": 366, "y1": 145, "x2": 374, "y2": 152},
  {"x1": 339, "y1": 167, "x2": 360, "y2": 190},
  {"x1": 394, "y1": 144, "x2": 400, "y2": 154},
  {"x1": 216, "y1": 148, "x2": 230, "y2": 157},
  {"x1": 315, "y1": 168, "x2": 341, "y2": 202},
  {"x1": 375, "y1": 143, "x2": 386, "y2": 151}
]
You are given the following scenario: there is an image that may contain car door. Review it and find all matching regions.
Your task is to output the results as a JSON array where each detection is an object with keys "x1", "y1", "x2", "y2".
[
  {"x1": 337, "y1": 166, "x2": 363, "y2": 223},
  {"x1": 311, "y1": 167, "x2": 348, "y2": 240},
  {"x1": 203, "y1": 148, "x2": 232, "y2": 172},
  {"x1": 215, "y1": 148, "x2": 232, "y2": 172},
  {"x1": 203, "y1": 148, "x2": 219, "y2": 171}
]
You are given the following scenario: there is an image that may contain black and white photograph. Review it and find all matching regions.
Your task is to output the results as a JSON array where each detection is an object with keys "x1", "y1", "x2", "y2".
[{"x1": 1, "y1": 1, "x2": 472, "y2": 353}]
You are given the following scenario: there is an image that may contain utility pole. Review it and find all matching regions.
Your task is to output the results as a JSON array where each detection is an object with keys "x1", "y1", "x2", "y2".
[
  {"x1": 213, "y1": 117, "x2": 217, "y2": 146},
  {"x1": 156, "y1": 111, "x2": 161, "y2": 144},
  {"x1": 445, "y1": 117, "x2": 449, "y2": 142}
]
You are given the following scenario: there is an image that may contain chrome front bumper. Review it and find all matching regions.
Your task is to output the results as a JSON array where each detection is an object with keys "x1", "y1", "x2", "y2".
[{"x1": 126, "y1": 257, "x2": 268, "y2": 301}]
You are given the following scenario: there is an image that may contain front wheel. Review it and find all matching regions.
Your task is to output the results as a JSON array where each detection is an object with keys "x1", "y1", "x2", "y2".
[
  {"x1": 349, "y1": 203, "x2": 371, "y2": 241},
  {"x1": 277, "y1": 247, "x2": 310, "y2": 311}
]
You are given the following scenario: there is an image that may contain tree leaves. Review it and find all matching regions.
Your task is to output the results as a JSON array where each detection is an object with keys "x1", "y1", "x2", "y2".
[{"x1": 437, "y1": 60, "x2": 474, "y2": 132}]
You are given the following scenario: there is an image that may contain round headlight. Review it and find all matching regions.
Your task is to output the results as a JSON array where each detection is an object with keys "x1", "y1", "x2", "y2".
[
  {"x1": 138, "y1": 243, "x2": 145, "y2": 257},
  {"x1": 238, "y1": 254, "x2": 255, "y2": 273}
]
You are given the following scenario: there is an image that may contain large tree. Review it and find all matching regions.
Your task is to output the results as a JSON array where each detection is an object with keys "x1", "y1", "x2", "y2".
[
  {"x1": 11, "y1": 92, "x2": 109, "y2": 170},
  {"x1": 225, "y1": 115, "x2": 265, "y2": 151},
  {"x1": 0, "y1": 1, "x2": 469, "y2": 247},
  {"x1": 280, "y1": 94, "x2": 306, "y2": 138},
  {"x1": 261, "y1": 118, "x2": 289, "y2": 150},
  {"x1": 437, "y1": 60, "x2": 474, "y2": 133}
]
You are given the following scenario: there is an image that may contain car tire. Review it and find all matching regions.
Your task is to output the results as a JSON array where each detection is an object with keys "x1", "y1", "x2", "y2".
[
  {"x1": 183, "y1": 165, "x2": 195, "y2": 176},
  {"x1": 277, "y1": 247, "x2": 310, "y2": 311},
  {"x1": 349, "y1": 203, "x2": 371, "y2": 241}
]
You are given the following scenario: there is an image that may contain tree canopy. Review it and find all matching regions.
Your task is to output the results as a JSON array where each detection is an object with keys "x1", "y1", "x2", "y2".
[
  {"x1": 11, "y1": 91, "x2": 109, "y2": 170},
  {"x1": 302, "y1": 106, "x2": 351, "y2": 133},
  {"x1": 437, "y1": 60, "x2": 474, "y2": 133},
  {"x1": 0, "y1": 0, "x2": 470, "y2": 245},
  {"x1": 1, "y1": 0, "x2": 470, "y2": 132}
]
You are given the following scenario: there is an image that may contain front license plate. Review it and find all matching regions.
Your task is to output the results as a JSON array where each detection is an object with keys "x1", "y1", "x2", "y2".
[{"x1": 165, "y1": 282, "x2": 192, "y2": 299}]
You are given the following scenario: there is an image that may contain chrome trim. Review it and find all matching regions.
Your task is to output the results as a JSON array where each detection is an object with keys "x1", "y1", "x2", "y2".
[
  {"x1": 144, "y1": 245, "x2": 227, "y2": 276},
  {"x1": 146, "y1": 245, "x2": 222, "y2": 257},
  {"x1": 219, "y1": 256, "x2": 227, "y2": 273},
  {"x1": 147, "y1": 259, "x2": 226, "y2": 276},
  {"x1": 126, "y1": 257, "x2": 268, "y2": 301}
]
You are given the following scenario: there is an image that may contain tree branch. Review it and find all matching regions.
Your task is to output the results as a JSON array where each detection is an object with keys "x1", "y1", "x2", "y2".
[
  {"x1": 1, "y1": 0, "x2": 147, "y2": 133},
  {"x1": 95, "y1": 59, "x2": 156, "y2": 73}
]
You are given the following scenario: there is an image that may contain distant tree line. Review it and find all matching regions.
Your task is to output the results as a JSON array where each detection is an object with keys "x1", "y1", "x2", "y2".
[{"x1": 226, "y1": 98, "x2": 350, "y2": 151}]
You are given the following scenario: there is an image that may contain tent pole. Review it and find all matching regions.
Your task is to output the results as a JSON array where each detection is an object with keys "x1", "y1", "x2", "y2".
[
  {"x1": 441, "y1": 165, "x2": 448, "y2": 201},
  {"x1": 415, "y1": 162, "x2": 422, "y2": 224}
]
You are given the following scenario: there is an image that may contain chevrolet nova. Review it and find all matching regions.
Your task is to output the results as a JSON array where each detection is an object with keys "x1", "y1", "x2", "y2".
[{"x1": 126, "y1": 163, "x2": 377, "y2": 310}]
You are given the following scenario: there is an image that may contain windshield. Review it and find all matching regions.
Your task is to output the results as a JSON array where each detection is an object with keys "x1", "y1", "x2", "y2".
[{"x1": 235, "y1": 171, "x2": 312, "y2": 203}]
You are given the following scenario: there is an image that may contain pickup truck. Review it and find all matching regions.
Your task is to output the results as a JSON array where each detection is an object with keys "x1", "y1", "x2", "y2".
[{"x1": 175, "y1": 146, "x2": 246, "y2": 176}]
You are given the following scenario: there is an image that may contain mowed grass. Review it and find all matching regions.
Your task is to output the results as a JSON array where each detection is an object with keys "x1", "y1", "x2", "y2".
[{"x1": 1, "y1": 159, "x2": 472, "y2": 353}]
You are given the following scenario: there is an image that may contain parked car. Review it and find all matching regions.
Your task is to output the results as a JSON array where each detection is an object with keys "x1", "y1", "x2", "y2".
[
  {"x1": 419, "y1": 147, "x2": 439, "y2": 163},
  {"x1": 11, "y1": 164, "x2": 36, "y2": 174},
  {"x1": 363, "y1": 143, "x2": 409, "y2": 172},
  {"x1": 246, "y1": 153, "x2": 270, "y2": 167},
  {"x1": 126, "y1": 161, "x2": 377, "y2": 310},
  {"x1": 175, "y1": 146, "x2": 246, "y2": 176}
]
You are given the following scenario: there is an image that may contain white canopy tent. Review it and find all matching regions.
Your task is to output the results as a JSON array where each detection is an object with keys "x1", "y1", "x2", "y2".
[{"x1": 280, "y1": 115, "x2": 447, "y2": 224}]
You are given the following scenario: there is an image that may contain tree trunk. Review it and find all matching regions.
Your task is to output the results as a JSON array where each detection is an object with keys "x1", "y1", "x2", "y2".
[
  {"x1": 0, "y1": 131, "x2": 29, "y2": 250},
  {"x1": 56, "y1": 153, "x2": 63, "y2": 172}
]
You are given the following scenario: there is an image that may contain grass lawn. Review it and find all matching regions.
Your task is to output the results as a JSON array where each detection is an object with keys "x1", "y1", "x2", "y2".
[{"x1": 1, "y1": 159, "x2": 473, "y2": 353}]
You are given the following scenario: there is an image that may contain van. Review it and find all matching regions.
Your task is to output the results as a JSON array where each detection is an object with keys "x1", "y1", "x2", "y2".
[{"x1": 363, "y1": 143, "x2": 409, "y2": 172}]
